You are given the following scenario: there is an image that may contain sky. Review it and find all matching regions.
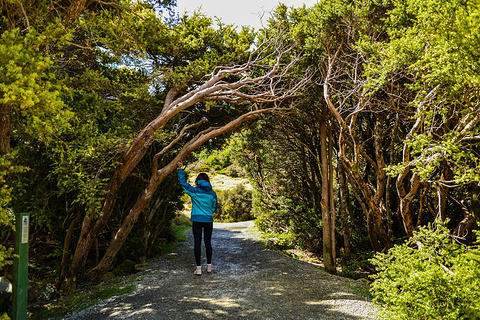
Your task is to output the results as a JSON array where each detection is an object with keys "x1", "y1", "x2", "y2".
[{"x1": 174, "y1": 0, "x2": 319, "y2": 30}]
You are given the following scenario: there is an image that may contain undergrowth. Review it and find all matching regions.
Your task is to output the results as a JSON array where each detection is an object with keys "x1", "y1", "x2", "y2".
[
  {"x1": 31, "y1": 216, "x2": 192, "y2": 319},
  {"x1": 370, "y1": 220, "x2": 480, "y2": 320},
  {"x1": 32, "y1": 280, "x2": 135, "y2": 320}
]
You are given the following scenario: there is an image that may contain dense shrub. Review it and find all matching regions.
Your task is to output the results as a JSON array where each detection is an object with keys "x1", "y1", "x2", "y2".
[
  {"x1": 214, "y1": 184, "x2": 253, "y2": 222},
  {"x1": 254, "y1": 197, "x2": 323, "y2": 252},
  {"x1": 195, "y1": 148, "x2": 233, "y2": 173},
  {"x1": 218, "y1": 165, "x2": 244, "y2": 178},
  {"x1": 370, "y1": 221, "x2": 480, "y2": 320},
  {"x1": 260, "y1": 231, "x2": 296, "y2": 250}
]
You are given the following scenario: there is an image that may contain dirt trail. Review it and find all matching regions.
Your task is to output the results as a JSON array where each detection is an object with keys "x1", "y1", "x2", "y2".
[{"x1": 66, "y1": 221, "x2": 375, "y2": 319}]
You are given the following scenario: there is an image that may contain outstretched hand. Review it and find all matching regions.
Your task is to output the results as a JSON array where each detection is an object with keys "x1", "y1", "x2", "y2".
[{"x1": 177, "y1": 161, "x2": 183, "y2": 169}]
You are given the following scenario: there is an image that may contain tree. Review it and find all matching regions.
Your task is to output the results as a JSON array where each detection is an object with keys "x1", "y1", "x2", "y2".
[
  {"x1": 0, "y1": 0, "x2": 81, "y2": 268},
  {"x1": 39, "y1": 1, "x2": 310, "y2": 282},
  {"x1": 300, "y1": 0, "x2": 398, "y2": 268},
  {"x1": 364, "y1": 0, "x2": 480, "y2": 238},
  {"x1": 235, "y1": 0, "x2": 480, "y2": 274},
  {"x1": 81, "y1": 38, "x2": 308, "y2": 280},
  {"x1": 232, "y1": 1, "x2": 392, "y2": 273},
  {"x1": 0, "y1": 0, "x2": 122, "y2": 155}
]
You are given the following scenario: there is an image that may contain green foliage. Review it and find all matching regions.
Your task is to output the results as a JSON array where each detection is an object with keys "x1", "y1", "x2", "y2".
[
  {"x1": 0, "y1": 26, "x2": 72, "y2": 143},
  {"x1": 4, "y1": 0, "x2": 480, "y2": 302},
  {"x1": 341, "y1": 258, "x2": 363, "y2": 280},
  {"x1": 214, "y1": 184, "x2": 253, "y2": 222},
  {"x1": 0, "y1": 22, "x2": 73, "y2": 271},
  {"x1": 261, "y1": 231, "x2": 296, "y2": 250},
  {"x1": 197, "y1": 148, "x2": 233, "y2": 172},
  {"x1": 0, "y1": 154, "x2": 18, "y2": 227},
  {"x1": 370, "y1": 221, "x2": 480, "y2": 320},
  {"x1": 208, "y1": 150, "x2": 232, "y2": 171},
  {"x1": 229, "y1": 118, "x2": 326, "y2": 252},
  {"x1": 0, "y1": 0, "x2": 260, "y2": 291},
  {"x1": 192, "y1": 144, "x2": 243, "y2": 177},
  {"x1": 254, "y1": 196, "x2": 323, "y2": 250},
  {"x1": 0, "y1": 152, "x2": 28, "y2": 267},
  {"x1": 124, "y1": 167, "x2": 184, "y2": 261},
  {"x1": 48, "y1": 132, "x2": 121, "y2": 218},
  {"x1": 161, "y1": 12, "x2": 253, "y2": 88},
  {"x1": 365, "y1": 0, "x2": 480, "y2": 184}
]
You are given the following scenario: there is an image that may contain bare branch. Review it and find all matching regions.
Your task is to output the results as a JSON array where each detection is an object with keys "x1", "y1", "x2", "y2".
[
  {"x1": 163, "y1": 107, "x2": 286, "y2": 176},
  {"x1": 19, "y1": 2, "x2": 30, "y2": 31},
  {"x1": 151, "y1": 118, "x2": 207, "y2": 174}
]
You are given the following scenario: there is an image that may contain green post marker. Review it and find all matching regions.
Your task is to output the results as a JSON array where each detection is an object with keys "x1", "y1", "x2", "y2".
[{"x1": 13, "y1": 212, "x2": 29, "y2": 320}]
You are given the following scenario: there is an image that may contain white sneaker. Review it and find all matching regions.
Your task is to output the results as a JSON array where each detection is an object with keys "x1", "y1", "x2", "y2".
[{"x1": 194, "y1": 266, "x2": 202, "y2": 276}]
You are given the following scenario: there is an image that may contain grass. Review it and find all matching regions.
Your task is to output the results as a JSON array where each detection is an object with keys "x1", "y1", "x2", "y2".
[
  {"x1": 160, "y1": 220, "x2": 190, "y2": 255},
  {"x1": 185, "y1": 171, "x2": 251, "y2": 192},
  {"x1": 209, "y1": 174, "x2": 251, "y2": 192}
]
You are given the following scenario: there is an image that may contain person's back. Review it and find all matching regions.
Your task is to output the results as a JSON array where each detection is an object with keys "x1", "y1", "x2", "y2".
[
  {"x1": 177, "y1": 170, "x2": 217, "y2": 223},
  {"x1": 177, "y1": 162, "x2": 218, "y2": 275}
]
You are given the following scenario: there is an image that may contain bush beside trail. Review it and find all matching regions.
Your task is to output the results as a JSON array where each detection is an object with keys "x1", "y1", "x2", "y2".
[
  {"x1": 215, "y1": 184, "x2": 253, "y2": 222},
  {"x1": 370, "y1": 221, "x2": 480, "y2": 320}
]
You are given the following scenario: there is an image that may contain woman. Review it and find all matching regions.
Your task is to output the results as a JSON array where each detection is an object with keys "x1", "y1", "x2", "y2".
[{"x1": 177, "y1": 161, "x2": 218, "y2": 275}]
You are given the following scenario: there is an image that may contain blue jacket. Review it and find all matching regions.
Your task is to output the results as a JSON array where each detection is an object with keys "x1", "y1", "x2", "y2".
[{"x1": 177, "y1": 169, "x2": 218, "y2": 223}]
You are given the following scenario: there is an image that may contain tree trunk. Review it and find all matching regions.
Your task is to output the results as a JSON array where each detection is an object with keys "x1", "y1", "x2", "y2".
[
  {"x1": 338, "y1": 165, "x2": 351, "y2": 259},
  {"x1": 328, "y1": 123, "x2": 336, "y2": 264},
  {"x1": 69, "y1": 132, "x2": 157, "y2": 276},
  {"x1": 87, "y1": 179, "x2": 159, "y2": 280},
  {"x1": 437, "y1": 161, "x2": 453, "y2": 221},
  {"x1": 386, "y1": 115, "x2": 399, "y2": 238},
  {"x1": 70, "y1": 69, "x2": 235, "y2": 277},
  {"x1": 416, "y1": 184, "x2": 428, "y2": 227},
  {"x1": 397, "y1": 171, "x2": 420, "y2": 237},
  {"x1": 453, "y1": 214, "x2": 477, "y2": 244},
  {"x1": 452, "y1": 185, "x2": 480, "y2": 244},
  {"x1": 141, "y1": 194, "x2": 169, "y2": 260},
  {"x1": 396, "y1": 114, "x2": 423, "y2": 237},
  {"x1": 320, "y1": 106, "x2": 336, "y2": 274},
  {"x1": 56, "y1": 210, "x2": 82, "y2": 290},
  {"x1": 62, "y1": 0, "x2": 87, "y2": 27},
  {"x1": 0, "y1": 103, "x2": 11, "y2": 155},
  {"x1": 373, "y1": 113, "x2": 387, "y2": 210},
  {"x1": 321, "y1": 47, "x2": 392, "y2": 251},
  {"x1": 340, "y1": 150, "x2": 391, "y2": 250},
  {"x1": 342, "y1": 163, "x2": 381, "y2": 251},
  {"x1": 372, "y1": 112, "x2": 392, "y2": 248},
  {"x1": 69, "y1": 75, "x2": 226, "y2": 277}
]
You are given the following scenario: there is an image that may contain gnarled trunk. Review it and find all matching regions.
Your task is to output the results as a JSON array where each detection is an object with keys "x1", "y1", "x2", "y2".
[
  {"x1": 320, "y1": 105, "x2": 336, "y2": 274},
  {"x1": 338, "y1": 162, "x2": 351, "y2": 260},
  {"x1": 0, "y1": 103, "x2": 11, "y2": 155},
  {"x1": 436, "y1": 161, "x2": 453, "y2": 221}
]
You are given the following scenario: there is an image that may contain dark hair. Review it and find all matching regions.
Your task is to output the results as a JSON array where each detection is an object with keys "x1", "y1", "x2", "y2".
[{"x1": 195, "y1": 173, "x2": 210, "y2": 184}]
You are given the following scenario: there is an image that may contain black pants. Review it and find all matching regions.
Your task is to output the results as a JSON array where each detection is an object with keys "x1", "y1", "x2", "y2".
[{"x1": 192, "y1": 221, "x2": 213, "y2": 266}]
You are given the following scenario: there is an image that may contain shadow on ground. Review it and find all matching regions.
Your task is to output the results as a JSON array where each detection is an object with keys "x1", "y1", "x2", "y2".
[{"x1": 66, "y1": 222, "x2": 374, "y2": 320}]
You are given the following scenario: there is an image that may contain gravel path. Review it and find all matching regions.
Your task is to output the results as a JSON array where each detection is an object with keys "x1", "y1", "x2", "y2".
[{"x1": 66, "y1": 221, "x2": 375, "y2": 320}]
